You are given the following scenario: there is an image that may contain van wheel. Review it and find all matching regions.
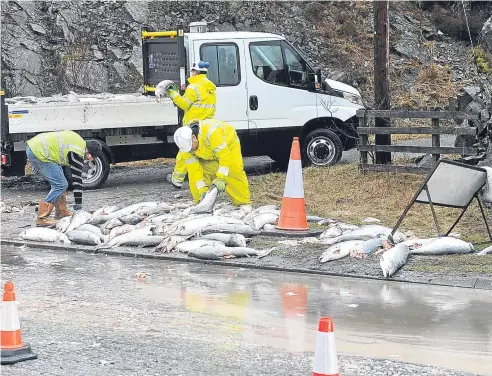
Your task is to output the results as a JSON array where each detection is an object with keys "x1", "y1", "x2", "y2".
[
  {"x1": 302, "y1": 128, "x2": 343, "y2": 167},
  {"x1": 82, "y1": 152, "x2": 110, "y2": 189}
]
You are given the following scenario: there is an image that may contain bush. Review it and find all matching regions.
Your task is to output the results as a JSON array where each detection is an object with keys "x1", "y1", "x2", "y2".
[{"x1": 472, "y1": 46, "x2": 492, "y2": 75}]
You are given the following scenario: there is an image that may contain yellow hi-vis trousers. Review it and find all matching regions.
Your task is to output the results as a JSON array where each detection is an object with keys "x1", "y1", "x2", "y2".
[
  {"x1": 171, "y1": 152, "x2": 187, "y2": 185},
  {"x1": 183, "y1": 155, "x2": 251, "y2": 206}
]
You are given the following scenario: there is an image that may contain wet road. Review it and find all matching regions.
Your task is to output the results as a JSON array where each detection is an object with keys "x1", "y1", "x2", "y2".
[{"x1": 2, "y1": 245, "x2": 490, "y2": 376}]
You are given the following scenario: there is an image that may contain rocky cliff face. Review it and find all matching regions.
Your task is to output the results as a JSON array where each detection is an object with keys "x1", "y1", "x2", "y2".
[{"x1": 1, "y1": 1, "x2": 491, "y2": 109}]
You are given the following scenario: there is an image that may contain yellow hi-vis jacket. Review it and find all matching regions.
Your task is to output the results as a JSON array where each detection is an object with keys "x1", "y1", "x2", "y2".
[
  {"x1": 168, "y1": 74, "x2": 217, "y2": 125},
  {"x1": 26, "y1": 130, "x2": 86, "y2": 165},
  {"x1": 194, "y1": 119, "x2": 240, "y2": 178}
]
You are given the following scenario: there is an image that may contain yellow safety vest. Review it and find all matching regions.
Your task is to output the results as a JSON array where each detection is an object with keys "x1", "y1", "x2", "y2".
[
  {"x1": 168, "y1": 74, "x2": 217, "y2": 125},
  {"x1": 27, "y1": 130, "x2": 86, "y2": 166}
]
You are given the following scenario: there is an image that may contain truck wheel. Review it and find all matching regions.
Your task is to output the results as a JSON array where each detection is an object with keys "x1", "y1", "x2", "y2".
[
  {"x1": 302, "y1": 128, "x2": 343, "y2": 167},
  {"x1": 82, "y1": 152, "x2": 110, "y2": 190}
]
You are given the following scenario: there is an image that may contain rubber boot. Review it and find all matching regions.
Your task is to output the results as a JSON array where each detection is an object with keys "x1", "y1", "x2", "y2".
[
  {"x1": 36, "y1": 200, "x2": 57, "y2": 227},
  {"x1": 166, "y1": 173, "x2": 183, "y2": 190},
  {"x1": 54, "y1": 193, "x2": 72, "y2": 219}
]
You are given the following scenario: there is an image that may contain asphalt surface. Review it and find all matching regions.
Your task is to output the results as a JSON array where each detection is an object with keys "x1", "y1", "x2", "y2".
[{"x1": 2, "y1": 245, "x2": 491, "y2": 376}]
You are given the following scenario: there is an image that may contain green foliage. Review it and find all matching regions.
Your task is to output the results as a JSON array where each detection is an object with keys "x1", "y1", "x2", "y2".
[{"x1": 472, "y1": 46, "x2": 492, "y2": 75}]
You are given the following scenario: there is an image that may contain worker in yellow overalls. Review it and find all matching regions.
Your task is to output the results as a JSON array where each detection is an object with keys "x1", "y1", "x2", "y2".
[
  {"x1": 173, "y1": 119, "x2": 251, "y2": 209},
  {"x1": 156, "y1": 61, "x2": 216, "y2": 189}
]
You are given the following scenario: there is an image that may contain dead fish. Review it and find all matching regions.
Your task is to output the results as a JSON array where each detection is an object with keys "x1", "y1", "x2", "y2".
[
  {"x1": 76, "y1": 224, "x2": 105, "y2": 241},
  {"x1": 66, "y1": 210, "x2": 93, "y2": 232},
  {"x1": 114, "y1": 235, "x2": 164, "y2": 247},
  {"x1": 97, "y1": 227, "x2": 154, "y2": 249},
  {"x1": 213, "y1": 205, "x2": 237, "y2": 217},
  {"x1": 135, "y1": 203, "x2": 171, "y2": 217},
  {"x1": 20, "y1": 228, "x2": 71, "y2": 244},
  {"x1": 322, "y1": 225, "x2": 406, "y2": 246},
  {"x1": 350, "y1": 238, "x2": 383, "y2": 259},
  {"x1": 319, "y1": 240, "x2": 364, "y2": 263},
  {"x1": 477, "y1": 246, "x2": 492, "y2": 255},
  {"x1": 198, "y1": 233, "x2": 248, "y2": 247},
  {"x1": 89, "y1": 202, "x2": 159, "y2": 224},
  {"x1": 108, "y1": 224, "x2": 136, "y2": 241},
  {"x1": 200, "y1": 223, "x2": 261, "y2": 236},
  {"x1": 242, "y1": 205, "x2": 279, "y2": 223},
  {"x1": 317, "y1": 218, "x2": 337, "y2": 225},
  {"x1": 100, "y1": 218, "x2": 124, "y2": 235},
  {"x1": 399, "y1": 238, "x2": 437, "y2": 250},
  {"x1": 380, "y1": 243, "x2": 410, "y2": 278},
  {"x1": 155, "y1": 235, "x2": 188, "y2": 253},
  {"x1": 330, "y1": 222, "x2": 359, "y2": 231},
  {"x1": 168, "y1": 215, "x2": 244, "y2": 237},
  {"x1": 119, "y1": 214, "x2": 143, "y2": 225},
  {"x1": 188, "y1": 187, "x2": 218, "y2": 214},
  {"x1": 66, "y1": 230, "x2": 102, "y2": 246},
  {"x1": 188, "y1": 246, "x2": 275, "y2": 260},
  {"x1": 55, "y1": 216, "x2": 71, "y2": 233},
  {"x1": 91, "y1": 204, "x2": 122, "y2": 218},
  {"x1": 148, "y1": 213, "x2": 176, "y2": 224},
  {"x1": 410, "y1": 237, "x2": 474, "y2": 255},
  {"x1": 319, "y1": 226, "x2": 343, "y2": 240},
  {"x1": 175, "y1": 240, "x2": 226, "y2": 254},
  {"x1": 252, "y1": 212, "x2": 278, "y2": 230},
  {"x1": 307, "y1": 215, "x2": 325, "y2": 223}
]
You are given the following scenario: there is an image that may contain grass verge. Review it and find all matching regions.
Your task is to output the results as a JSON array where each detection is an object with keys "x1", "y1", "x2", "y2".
[{"x1": 249, "y1": 163, "x2": 491, "y2": 243}]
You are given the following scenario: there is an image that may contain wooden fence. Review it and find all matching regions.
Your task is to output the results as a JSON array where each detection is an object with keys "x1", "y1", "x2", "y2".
[{"x1": 356, "y1": 109, "x2": 481, "y2": 174}]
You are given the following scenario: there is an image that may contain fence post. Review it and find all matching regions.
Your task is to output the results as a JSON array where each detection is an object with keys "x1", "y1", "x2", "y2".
[
  {"x1": 358, "y1": 112, "x2": 368, "y2": 168},
  {"x1": 431, "y1": 117, "x2": 440, "y2": 163}
]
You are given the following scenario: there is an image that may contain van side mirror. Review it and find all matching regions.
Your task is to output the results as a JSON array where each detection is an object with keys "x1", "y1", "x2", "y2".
[{"x1": 307, "y1": 67, "x2": 322, "y2": 91}]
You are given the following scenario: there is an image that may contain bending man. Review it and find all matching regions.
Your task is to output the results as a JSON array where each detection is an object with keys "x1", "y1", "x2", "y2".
[
  {"x1": 173, "y1": 119, "x2": 251, "y2": 210},
  {"x1": 25, "y1": 130, "x2": 102, "y2": 226},
  {"x1": 156, "y1": 60, "x2": 216, "y2": 189}
]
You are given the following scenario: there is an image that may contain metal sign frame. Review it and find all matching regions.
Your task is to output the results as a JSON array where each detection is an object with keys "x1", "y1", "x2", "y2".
[{"x1": 390, "y1": 159, "x2": 492, "y2": 241}]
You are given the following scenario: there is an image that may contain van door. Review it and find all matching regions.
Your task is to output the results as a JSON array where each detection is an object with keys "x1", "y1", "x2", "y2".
[
  {"x1": 245, "y1": 40, "x2": 318, "y2": 132},
  {"x1": 195, "y1": 39, "x2": 249, "y2": 133}
]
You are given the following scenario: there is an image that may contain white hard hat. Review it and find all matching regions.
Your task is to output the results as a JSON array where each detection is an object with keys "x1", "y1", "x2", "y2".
[
  {"x1": 190, "y1": 60, "x2": 209, "y2": 73},
  {"x1": 173, "y1": 126, "x2": 193, "y2": 152}
]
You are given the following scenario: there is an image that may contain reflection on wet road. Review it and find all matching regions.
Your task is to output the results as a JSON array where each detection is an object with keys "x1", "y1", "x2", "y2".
[{"x1": 2, "y1": 246, "x2": 491, "y2": 375}]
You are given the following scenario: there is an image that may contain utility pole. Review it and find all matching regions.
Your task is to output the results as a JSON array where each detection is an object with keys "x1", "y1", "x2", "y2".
[{"x1": 373, "y1": 0, "x2": 391, "y2": 164}]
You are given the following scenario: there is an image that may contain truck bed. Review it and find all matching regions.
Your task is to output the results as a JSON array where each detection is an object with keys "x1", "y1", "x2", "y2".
[{"x1": 6, "y1": 92, "x2": 178, "y2": 135}]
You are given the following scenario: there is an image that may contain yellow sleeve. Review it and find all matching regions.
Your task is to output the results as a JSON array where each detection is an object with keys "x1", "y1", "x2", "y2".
[
  {"x1": 168, "y1": 84, "x2": 198, "y2": 111},
  {"x1": 208, "y1": 128, "x2": 232, "y2": 181}
]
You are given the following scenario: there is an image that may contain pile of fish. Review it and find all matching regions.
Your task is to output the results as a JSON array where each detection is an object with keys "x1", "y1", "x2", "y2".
[
  {"x1": 18, "y1": 189, "x2": 279, "y2": 260},
  {"x1": 16, "y1": 188, "x2": 491, "y2": 276},
  {"x1": 316, "y1": 222, "x2": 486, "y2": 277},
  {"x1": 6, "y1": 91, "x2": 155, "y2": 105}
]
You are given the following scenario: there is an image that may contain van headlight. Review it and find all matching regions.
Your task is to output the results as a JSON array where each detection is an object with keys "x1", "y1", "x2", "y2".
[{"x1": 343, "y1": 92, "x2": 364, "y2": 106}]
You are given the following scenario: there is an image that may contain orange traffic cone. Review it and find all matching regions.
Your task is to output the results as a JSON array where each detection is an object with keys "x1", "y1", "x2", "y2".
[
  {"x1": 312, "y1": 317, "x2": 339, "y2": 376},
  {"x1": 276, "y1": 137, "x2": 309, "y2": 231},
  {"x1": 1, "y1": 281, "x2": 37, "y2": 365}
]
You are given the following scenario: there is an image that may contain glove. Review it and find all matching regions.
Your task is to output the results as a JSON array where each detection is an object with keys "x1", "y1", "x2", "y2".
[
  {"x1": 73, "y1": 204, "x2": 83, "y2": 211},
  {"x1": 212, "y1": 179, "x2": 226, "y2": 193},
  {"x1": 166, "y1": 83, "x2": 178, "y2": 93}
]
